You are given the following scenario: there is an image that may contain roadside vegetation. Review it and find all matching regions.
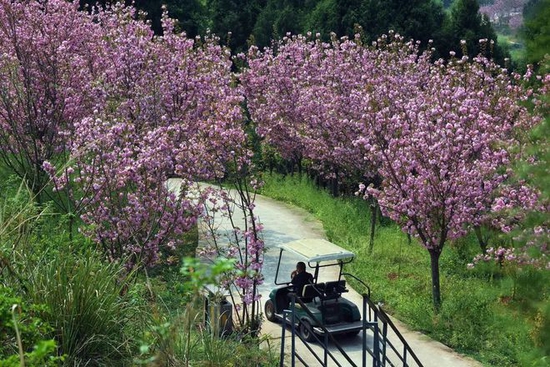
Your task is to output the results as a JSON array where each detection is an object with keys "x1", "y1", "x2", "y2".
[
  {"x1": 260, "y1": 173, "x2": 550, "y2": 367},
  {"x1": 0, "y1": 178, "x2": 278, "y2": 366}
]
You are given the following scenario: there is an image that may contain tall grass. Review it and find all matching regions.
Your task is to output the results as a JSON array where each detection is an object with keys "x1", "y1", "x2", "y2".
[
  {"x1": 0, "y1": 177, "x2": 141, "y2": 366},
  {"x1": 260, "y1": 172, "x2": 550, "y2": 367},
  {"x1": 23, "y1": 248, "x2": 139, "y2": 366}
]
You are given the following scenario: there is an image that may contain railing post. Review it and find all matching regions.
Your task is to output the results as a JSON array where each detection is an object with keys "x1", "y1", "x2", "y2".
[
  {"x1": 373, "y1": 322, "x2": 380, "y2": 367},
  {"x1": 374, "y1": 301, "x2": 379, "y2": 367},
  {"x1": 363, "y1": 293, "x2": 367, "y2": 367},
  {"x1": 324, "y1": 332, "x2": 329, "y2": 366},
  {"x1": 280, "y1": 309, "x2": 287, "y2": 367},
  {"x1": 382, "y1": 320, "x2": 388, "y2": 367},
  {"x1": 290, "y1": 294, "x2": 296, "y2": 367}
]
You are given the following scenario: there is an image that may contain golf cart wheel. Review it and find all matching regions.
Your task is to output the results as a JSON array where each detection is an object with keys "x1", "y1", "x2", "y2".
[
  {"x1": 264, "y1": 300, "x2": 277, "y2": 322},
  {"x1": 299, "y1": 320, "x2": 315, "y2": 342}
]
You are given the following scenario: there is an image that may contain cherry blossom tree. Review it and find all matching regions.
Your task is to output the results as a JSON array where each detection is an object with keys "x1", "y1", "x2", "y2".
[
  {"x1": 47, "y1": 5, "x2": 248, "y2": 269},
  {"x1": 0, "y1": 0, "x2": 101, "y2": 203},
  {"x1": 197, "y1": 177, "x2": 265, "y2": 334},
  {"x1": 358, "y1": 47, "x2": 540, "y2": 309},
  {"x1": 242, "y1": 33, "x2": 384, "y2": 201}
]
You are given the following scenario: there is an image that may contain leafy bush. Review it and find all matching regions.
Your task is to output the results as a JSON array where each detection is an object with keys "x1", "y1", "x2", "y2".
[{"x1": 0, "y1": 287, "x2": 61, "y2": 366}]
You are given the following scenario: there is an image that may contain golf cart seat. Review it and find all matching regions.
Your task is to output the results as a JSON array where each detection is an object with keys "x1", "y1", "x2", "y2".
[
  {"x1": 274, "y1": 287, "x2": 291, "y2": 312},
  {"x1": 324, "y1": 280, "x2": 346, "y2": 299},
  {"x1": 302, "y1": 283, "x2": 325, "y2": 303}
]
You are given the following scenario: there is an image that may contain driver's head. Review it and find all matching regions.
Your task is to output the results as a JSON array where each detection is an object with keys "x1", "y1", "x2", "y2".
[{"x1": 296, "y1": 261, "x2": 306, "y2": 272}]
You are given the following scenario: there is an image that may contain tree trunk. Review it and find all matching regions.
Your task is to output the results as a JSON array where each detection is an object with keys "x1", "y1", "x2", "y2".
[
  {"x1": 330, "y1": 177, "x2": 338, "y2": 197},
  {"x1": 474, "y1": 225, "x2": 488, "y2": 252},
  {"x1": 429, "y1": 249, "x2": 442, "y2": 312},
  {"x1": 368, "y1": 199, "x2": 377, "y2": 253}
]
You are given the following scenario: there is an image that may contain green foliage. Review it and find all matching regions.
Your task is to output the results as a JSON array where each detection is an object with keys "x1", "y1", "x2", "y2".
[
  {"x1": 260, "y1": 172, "x2": 550, "y2": 367},
  {"x1": 522, "y1": 0, "x2": 550, "y2": 70},
  {"x1": 302, "y1": 0, "x2": 338, "y2": 39},
  {"x1": 252, "y1": 0, "x2": 307, "y2": 49},
  {"x1": 164, "y1": 0, "x2": 208, "y2": 37},
  {"x1": 0, "y1": 288, "x2": 61, "y2": 366},
  {"x1": 181, "y1": 257, "x2": 236, "y2": 290},
  {"x1": 208, "y1": 0, "x2": 265, "y2": 52},
  {"x1": 358, "y1": 0, "x2": 446, "y2": 44}
]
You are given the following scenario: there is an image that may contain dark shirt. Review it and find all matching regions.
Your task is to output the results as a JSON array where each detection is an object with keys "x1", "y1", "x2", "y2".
[{"x1": 291, "y1": 271, "x2": 313, "y2": 297}]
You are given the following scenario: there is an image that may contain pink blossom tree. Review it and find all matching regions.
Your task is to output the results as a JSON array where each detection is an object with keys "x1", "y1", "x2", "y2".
[
  {"x1": 0, "y1": 0, "x2": 101, "y2": 203},
  {"x1": 47, "y1": 5, "x2": 248, "y2": 269},
  {"x1": 358, "y1": 49, "x2": 539, "y2": 309},
  {"x1": 242, "y1": 33, "x2": 376, "y2": 185},
  {"x1": 198, "y1": 178, "x2": 265, "y2": 333}
]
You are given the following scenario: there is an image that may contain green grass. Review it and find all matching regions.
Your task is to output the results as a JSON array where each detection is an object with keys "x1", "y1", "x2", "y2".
[{"x1": 260, "y1": 172, "x2": 550, "y2": 367}]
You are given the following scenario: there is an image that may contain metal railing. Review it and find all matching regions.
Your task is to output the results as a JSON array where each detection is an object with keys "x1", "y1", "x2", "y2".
[
  {"x1": 279, "y1": 274, "x2": 424, "y2": 367},
  {"x1": 280, "y1": 294, "x2": 379, "y2": 367}
]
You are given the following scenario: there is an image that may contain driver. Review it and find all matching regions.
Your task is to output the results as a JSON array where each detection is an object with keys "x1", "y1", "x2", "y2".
[{"x1": 290, "y1": 261, "x2": 313, "y2": 297}]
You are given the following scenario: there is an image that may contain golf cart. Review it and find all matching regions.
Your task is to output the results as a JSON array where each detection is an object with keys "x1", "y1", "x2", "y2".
[{"x1": 264, "y1": 239, "x2": 363, "y2": 342}]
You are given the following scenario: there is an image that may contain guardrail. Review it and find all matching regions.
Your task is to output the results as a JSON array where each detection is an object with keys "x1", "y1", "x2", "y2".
[
  {"x1": 281, "y1": 293, "x2": 379, "y2": 367},
  {"x1": 279, "y1": 274, "x2": 424, "y2": 367}
]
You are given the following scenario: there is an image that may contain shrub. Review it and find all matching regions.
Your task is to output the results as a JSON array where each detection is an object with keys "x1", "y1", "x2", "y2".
[{"x1": 23, "y1": 249, "x2": 139, "y2": 366}]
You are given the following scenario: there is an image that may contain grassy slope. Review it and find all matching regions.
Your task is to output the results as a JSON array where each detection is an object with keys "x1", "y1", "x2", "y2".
[{"x1": 260, "y1": 173, "x2": 549, "y2": 367}]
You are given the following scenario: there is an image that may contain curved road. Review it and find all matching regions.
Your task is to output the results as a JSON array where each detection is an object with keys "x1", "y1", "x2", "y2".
[{"x1": 167, "y1": 180, "x2": 482, "y2": 366}]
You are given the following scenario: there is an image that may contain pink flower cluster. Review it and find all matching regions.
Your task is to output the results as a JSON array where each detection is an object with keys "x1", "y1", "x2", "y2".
[{"x1": 468, "y1": 233, "x2": 549, "y2": 270}]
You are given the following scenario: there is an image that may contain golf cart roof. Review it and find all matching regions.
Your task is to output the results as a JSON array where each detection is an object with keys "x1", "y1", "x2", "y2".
[{"x1": 279, "y1": 239, "x2": 355, "y2": 263}]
